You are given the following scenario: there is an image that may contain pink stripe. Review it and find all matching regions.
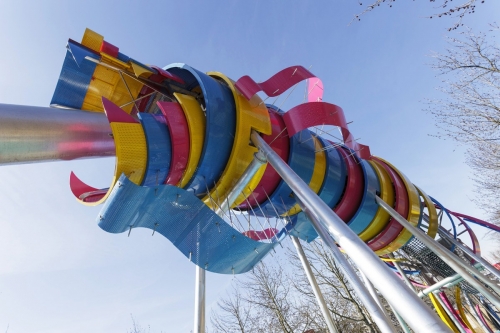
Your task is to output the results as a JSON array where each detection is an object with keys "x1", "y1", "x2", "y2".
[{"x1": 235, "y1": 66, "x2": 315, "y2": 100}]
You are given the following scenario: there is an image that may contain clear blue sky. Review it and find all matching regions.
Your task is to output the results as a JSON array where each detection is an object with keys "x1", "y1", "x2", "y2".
[{"x1": 0, "y1": 1, "x2": 499, "y2": 332}]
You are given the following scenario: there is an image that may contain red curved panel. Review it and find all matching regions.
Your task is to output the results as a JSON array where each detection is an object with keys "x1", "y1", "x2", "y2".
[
  {"x1": 243, "y1": 228, "x2": 278, "y2": 241},
  {"x1": 69, "y1": 171, "x2": 107, "y2": 203},
  {"x1": 367, "y1": 157, "x2": 409, "y2": 250},
  {"x1": 235, "y1": 66, "x2": 315, "y2": 100},
  {"x1": 150, "y1": 66, "x2": 185, "y2": 85},
  {"x1": 333, "y1": 147, "x2": 364, "y2": 222},
  {"x1": 283, "y1": 101, "x2": 371, "y2": 160},
  {"x1": 157, "y1": 101, "x2": 190, "y2": 185},
  {"x1": 237, "y1": 109, "x2": 289, "y2": 210},
  {"x1": 102, "y1": 97, "x2": 138, "y2": 123}
]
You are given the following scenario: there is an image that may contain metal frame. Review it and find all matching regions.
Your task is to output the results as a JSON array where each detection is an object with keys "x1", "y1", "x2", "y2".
[{"x1": 250, "y1": 131, "x2": 451, "y2": 333}]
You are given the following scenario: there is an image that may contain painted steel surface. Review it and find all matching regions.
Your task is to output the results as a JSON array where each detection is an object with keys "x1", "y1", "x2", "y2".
[
  {"x1": 70, "y1": 98, "x2": 147, "y2": 205},
  {"x1": 173, "y1": 93, "x2": 205, "y2": 188},
  {"x1": 237, "y1": 107, "x2": 289, "y2": 209},
  {"x1": 202, "y1": 72, "x2": 271, "y2": 210},
  {"x1": 346, "y1": 159, "x2": 380, "y2": 235},
  {"x1": 283, "y1": 135, "x2": 326, "y2": 216},
  {"x1": 416, "y1": 186, "x2": 439, "y2": 239},
  {"x1": 164, "y1": 64, "x2": 236, "y2": 197},
  {"x1": 138, "y1": 113, "x2": 171, "y2": 187},
  {"x1": 358, "y1": 159, "x2": 394, "y2": 241},
  {"x1": 253, "y1": 129, "x2": 316, "y2": 217},
  {"x1": 98, "y1": 175, "x2": 278, "y2": 274},
  {"x1": 429, "y1": 292, "x2": 460, "y2": 333},
  {"x1": 157, "y1": 101, "x2": 190, "y2": 186}
]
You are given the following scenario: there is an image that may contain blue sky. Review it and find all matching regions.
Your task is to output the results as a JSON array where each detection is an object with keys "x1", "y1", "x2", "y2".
[{"x1": 0, "y1": 1, "x2": 499, "y2": 332}]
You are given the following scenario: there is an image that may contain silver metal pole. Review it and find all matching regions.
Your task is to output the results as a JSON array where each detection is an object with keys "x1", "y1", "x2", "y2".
[
  {"x1": 215, "y1": 151, "x2": 267, "y2": 215},
  {"x1": 388, "y1": 254, "x2": 416, "y2": 292},
  {"x1": 194, "y1": 266, "x2": 206, "y2": 333},
  {"x1": 0, "y1": 103, "x2": 114, "y2": 165},
  {"x1": 251, "y1": 130, "x2": 451, "y2": 333},
  {"x1": 375, "y1": 196, "x2": 500, "y2": 308},
  {"x1": 359, "y1": 271, "x2": 411, "y2": 333},
  {"x1": 298, "y1": 206, "x2": 397, "y2": 333},
  {"x1": 291, "y1": 236, "x2": 339, "y2": 333},
  {"x1": 433, "y1": 292, "x2": 468, "y2": 333},
  {"x1": 417, "y1": 274, "x2": 464, "y2": 298},
  {"x1": 438, "y1": 228, "x2": 500, "y2": 281}
]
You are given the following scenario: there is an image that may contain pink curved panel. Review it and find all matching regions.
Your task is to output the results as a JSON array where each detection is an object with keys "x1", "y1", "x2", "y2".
[
  {"x1": 439, "y1": 292, "x2": 473, "y2": 333},
  {"x1": 69, "y1": 171, "x2": 107, "y2": 203},
  {"x1": 150, "y1": 66, "x2": 185, "y2": 85},
  {"x1": 282, "y1": 102, "x2": 371, "y2": 159},
  {"x1": 307, "y1": 78, "x2": 324, "y2": 102},
  {"x1": 447, "y1": 209, "x2": 500, "y2": 233},
  {"x1": 157, "y1": 101, "x2": 190, "y2": 185},
  {"x1": 333, "y1": 147, "x2": 364, "y2": 222},
  {"x1": 243, "y1": 228, "x2": 279, "y2": 241},
  {"x1": 235, "y1": 66, "x2": 315, "y2": 100},
  {"x1": 238, "y1": 109, "x2": 289, "y2": 210},
  {"x1": 367, "y1": 157, "x2": 409, "y2": 250}
]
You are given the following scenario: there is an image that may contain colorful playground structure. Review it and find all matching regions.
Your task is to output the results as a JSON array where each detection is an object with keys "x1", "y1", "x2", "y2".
[{"x1": 0, "y1": 28, "x2": 499, "y2": 333}]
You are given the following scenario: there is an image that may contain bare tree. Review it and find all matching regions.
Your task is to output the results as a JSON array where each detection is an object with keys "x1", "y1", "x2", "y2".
[
  {"x1": 426, "y1": 26, "x2": 500, "y2": 227},
  {"x1": 353, "y1": 0, "x2": 486, "y2": 30}
]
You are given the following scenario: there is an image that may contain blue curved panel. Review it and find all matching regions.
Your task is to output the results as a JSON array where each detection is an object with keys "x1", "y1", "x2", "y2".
[
  {"x1": 138, "y1": 113, "x2": 171, "y2": 186},
  {"x1": 253, "y1": 129, "x2": 316, "y2": 217},
  {"x1": 98, "y1": 175, "x2": 278, "y2": 274},
  {"x1": 289, "y1": 138, "x2": 348, "y2": 242},
  {"x1": 346, "y1": 158, "x2": 380, "y2": 234},
  {"x1": 164, "y1": 63, "x2": 236, "y2": 197}
]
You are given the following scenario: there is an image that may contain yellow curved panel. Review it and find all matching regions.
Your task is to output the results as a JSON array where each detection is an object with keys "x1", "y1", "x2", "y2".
[
  {"x1": 202, "y1": 72, "x2": 272, "y2": 209},
  {"x1": 81, "y1": 28, "x2": 103, "y2": 52},
  {"x1": 282, "y1": 136, "x2": 326, "y2": 216},
  {"x1": 375, "y1": 157, "x2": 421, "y2": 255},
  {"x1": 429, "y1": 293, "x2": 460, "y2": 333},
  {"x1": 174, "y1": 93, "x2": 206, "y2": 188},
  {"x1": 359, "y1": 159, "x2": 394, "y2": 241},
  {"x1": 81, "y1": 64, "x2": 143, "y2": 114},
  {"x1": 455, "y1": 287, "x2": 474, "y2": 331},
  {"x1": 81, "y1": 122, "x2": 147, "y2": 206},
  {"x1": 416, "y1": 185, "x2": 439, "y2": 239}
]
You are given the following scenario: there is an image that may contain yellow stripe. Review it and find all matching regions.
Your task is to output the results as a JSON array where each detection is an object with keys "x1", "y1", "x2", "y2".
[
  {"x1": 80, "y1": 122, "x2": 147, "y2": 206},
  {"x1": 174, "y1": 93, "x2": 206, "y2": 188},
  {"x1": 81, "y1": 28, "x2": 103, "y2": 52},
  {"x1": 429, "y1": 293, "x2": 460, "y2": 333},
  {"x1": 202, "y1": 72, "x2": 272, "y2": 209},
  {"x1": 282, "y1": 136, "x2": 326, "y2": 216},
  {"x1": 81, "y1": 64, "x2": 143, "y2": 114},
  {"x1": 358, "y1": 159, "x2": 394, "y2": 241},
  {"x1": 455, "y1": 287, "x2": 475, "y2": 331},
  {"x1": 375, "y1": 158, "x2": 420, "y2": 255},
  {"x1": 416, "y1": 185, "x2": 439, "y2": 239}
]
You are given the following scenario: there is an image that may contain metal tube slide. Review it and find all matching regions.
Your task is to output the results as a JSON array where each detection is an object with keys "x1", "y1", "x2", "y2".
[{"x1": 250, "y1": 131, "x2": 451, "y2": 333}]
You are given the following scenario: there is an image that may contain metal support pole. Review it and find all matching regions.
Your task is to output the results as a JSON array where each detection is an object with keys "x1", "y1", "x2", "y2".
[
  {"x1": 0, "y1": 103, "x2": 115, "y2": 165},
  {"x1": 215, "y1": 151, "x2": 267, "y2": 215},
  {"x1": 251, "y1": 130, "x2": 451, "y2": 333},
  {"x1": 196, "y1": 151, "x2": 267, "y2": 333},
  {"x1": 291, "y1": 236, "x2": 339, "y2": 333},
  {"x1": 359, "y1": 271, "x2": 411, "y2": 333},
  {"x1": 375, "y1": 196, "x2": 500, "y2": 308},
  {"x1": 298, "y1": 206, "x2": 396, "y2": 333},
  {"x1": 388, "y1": 254, "x2": 416, "y2": 292},
  {"x1": 194, "y1": 266, "x2": 206, "y2": 333},
  {"x1": 418, "y1": 274, "x2": 464, "y2": 298},
  {"x1": 438, "y1": 228, "x2": 500, "y2": 281}
]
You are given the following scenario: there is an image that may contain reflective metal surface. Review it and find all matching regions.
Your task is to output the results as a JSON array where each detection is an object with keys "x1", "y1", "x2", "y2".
[
  {"x1": 0, "y1": 103, "x2": 114, "y2": 165},
  {"x1": 250, "y1": 131, "x2": 451, "y2": 333}
]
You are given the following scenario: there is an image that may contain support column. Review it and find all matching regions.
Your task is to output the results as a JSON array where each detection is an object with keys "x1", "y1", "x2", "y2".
[
  {"x1": 250, "y1": 130, "x2": 451, "y2": 333},
  {"x1": 194, "y1": 266, "x2": 206, "y2": 333},
  {"x1": 291, "y1": 236, "x2": 339, "y2": 333},
  {"x1": 375, "y1": 196, "x2": 500, "y2": 308}
]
